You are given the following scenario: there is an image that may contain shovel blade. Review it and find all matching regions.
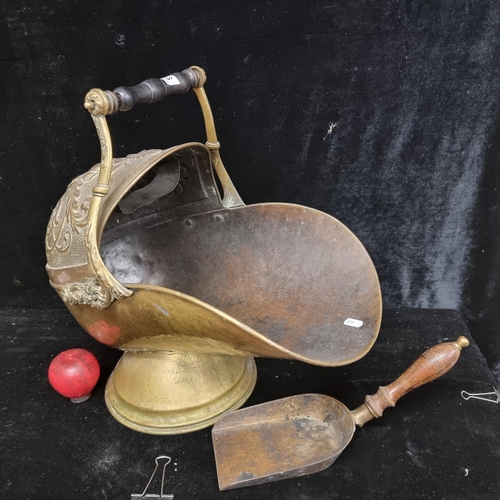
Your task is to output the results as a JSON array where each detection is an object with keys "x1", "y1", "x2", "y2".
[{"x1": 212, "y1": 394, "x2": 355, "y2": 490}]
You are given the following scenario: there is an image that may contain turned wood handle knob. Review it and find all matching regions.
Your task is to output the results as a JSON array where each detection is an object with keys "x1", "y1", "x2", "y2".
[{"x1": 353, "y1": 337, "x2": 468, "y2": 426}]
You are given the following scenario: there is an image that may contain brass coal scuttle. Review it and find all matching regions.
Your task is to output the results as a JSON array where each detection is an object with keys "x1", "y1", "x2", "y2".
[{"x1": 46, "y1": 66, "x2": 382, "y2": 434}]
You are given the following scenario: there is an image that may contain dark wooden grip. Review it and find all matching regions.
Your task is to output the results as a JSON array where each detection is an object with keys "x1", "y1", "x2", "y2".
[
  {"x1": 352, "y1": 337, "x2": 468, "y2": 426},
  {"x1": 106, "y1": 66, "x2": 206, "y2": 113}
]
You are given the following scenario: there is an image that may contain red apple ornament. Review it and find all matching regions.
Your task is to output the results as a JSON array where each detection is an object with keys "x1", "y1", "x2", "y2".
[{"x1": 48, "y1": 348, "x2": 100, "y2": 403}]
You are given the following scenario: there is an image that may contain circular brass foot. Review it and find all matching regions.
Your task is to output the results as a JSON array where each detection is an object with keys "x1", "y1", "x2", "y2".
[{"x1": 104, "y1": 351, "x2": 257, "y2": 434}]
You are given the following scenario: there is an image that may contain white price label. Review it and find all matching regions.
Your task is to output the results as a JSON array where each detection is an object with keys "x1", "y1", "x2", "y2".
[
  {"x1": 162, "y1": 75, "x2": 181, "y2": 86},
  {"x1": 344, "y1": 318, "x2": 364, "y2": 328}
]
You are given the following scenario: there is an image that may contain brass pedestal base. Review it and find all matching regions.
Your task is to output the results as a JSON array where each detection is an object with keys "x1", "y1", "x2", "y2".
[{"x1": 104, "y1": 350, "x2": 257, "y2": 434}]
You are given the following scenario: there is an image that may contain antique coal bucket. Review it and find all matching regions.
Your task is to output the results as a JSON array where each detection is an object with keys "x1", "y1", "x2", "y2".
[{"x1": 45, "y1": 66, "x2": 382, "y2": 434}]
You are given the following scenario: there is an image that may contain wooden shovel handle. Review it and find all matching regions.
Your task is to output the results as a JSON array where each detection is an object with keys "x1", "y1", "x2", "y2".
[{"x1": 352, "y1": 337, "x2": 469, "y2": 427}]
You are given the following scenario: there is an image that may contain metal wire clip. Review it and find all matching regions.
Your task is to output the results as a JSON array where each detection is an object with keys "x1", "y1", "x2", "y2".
[
  {"x1": 131, "y1": 455, "x2": 174, "y2": 499},
  {"x1": 461, "y1": 387, "x2": 499, "y2": 404}
]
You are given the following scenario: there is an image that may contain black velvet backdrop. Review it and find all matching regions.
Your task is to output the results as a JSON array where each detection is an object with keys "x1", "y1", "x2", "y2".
[{"x1": 1, "y1": 2, "x2": 500, "y2": 378}]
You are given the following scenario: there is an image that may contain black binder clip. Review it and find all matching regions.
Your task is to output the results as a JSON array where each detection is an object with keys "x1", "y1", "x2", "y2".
[{"x1": 131, "y1": 455, "x2": 174, "y2": 499}]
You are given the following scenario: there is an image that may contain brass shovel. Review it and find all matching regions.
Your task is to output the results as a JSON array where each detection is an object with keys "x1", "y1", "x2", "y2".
[{"x1": 212, "y1": 337, "x2": 469, "y2": 490}]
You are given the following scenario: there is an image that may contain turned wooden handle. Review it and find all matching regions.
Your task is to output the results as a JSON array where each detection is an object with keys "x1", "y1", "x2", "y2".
[
  {"x1": 84, "y1": 67, "x2": 207, "y2": 116},
  {"x1": 352, "y1": 337, "x2": 469, "y2": 426}
]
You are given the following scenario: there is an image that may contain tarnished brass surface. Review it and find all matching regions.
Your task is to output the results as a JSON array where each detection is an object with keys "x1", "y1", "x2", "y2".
[
  {"x1": 212, "y1": 338, "x2": 468, "y2": 490},
  {"x1": 192, "y1": 85, "x2": 243, "y2": 208},
  {"x1": 46, "y1": 66, "x2": 383, "y2": 434},
  {"x1": 82, "y1": 88, "x2": 132, "y2": 307},
  {"x1": 46, "y1": 146, "x2": 208, "y2": 283},
  {"x1": 105, "y1": 352, "x2": 256, "y2": 434},
  {"x1": 70, "y1": 201, "x2": 381, "y2": 364}
]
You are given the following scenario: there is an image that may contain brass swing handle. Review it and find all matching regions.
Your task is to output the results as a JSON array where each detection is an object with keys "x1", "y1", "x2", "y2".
[
  {"x1": 352, "y1": 336, "x2": 469, "y2": 426},
  {"x1": 78, "y1": 66, "x2": 243, "y2": 310},
  {"x1": 85, "y1": 66, "x2": 207, "y2": 115},
  {"x1": 83, "y1": 65, "x2": 242, "y2": 208}
]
